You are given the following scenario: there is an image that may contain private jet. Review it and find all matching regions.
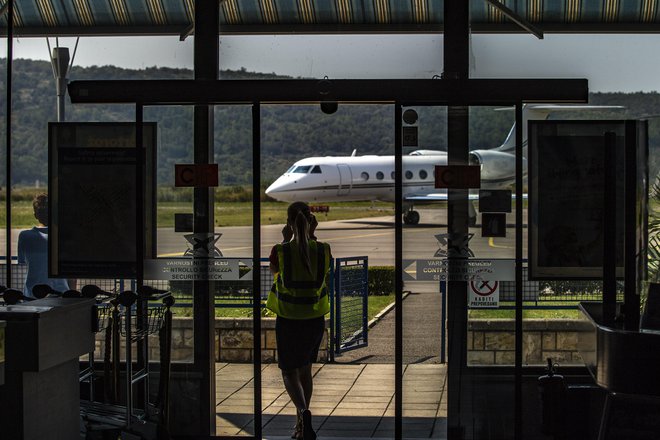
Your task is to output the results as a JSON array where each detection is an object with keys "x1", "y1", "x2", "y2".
[{"x1": 265, "y1": 105, "x2": 623, "y2": 225}]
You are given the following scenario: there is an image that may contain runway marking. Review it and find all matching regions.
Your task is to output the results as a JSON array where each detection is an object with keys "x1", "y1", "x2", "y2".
[
  {"x1": 488, "y1": 237, "x2": 513, "y2": 249},
  {"x1": 323, "y1": 231, "x2": 393, "y2": 242}
]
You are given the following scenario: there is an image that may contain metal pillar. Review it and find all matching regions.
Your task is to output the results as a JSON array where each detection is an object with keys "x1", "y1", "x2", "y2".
[
  {"x1": 5, "y1": 0, "x2": 13, "y2": 288},
  {"x1": 444, "y1": 0, "x2": 471, "y2": 438},
  {"x1": 394, "y1": 103, "x2": 403, "y2": 440},
  {"x1": 624, "y1": 121, "x2": 641, "y2": 330},
  {"x1": 514, "y1": 103, "x2": 524, "y2": 440},
  {"x1": 603, "y1": 132, "x2": 617, "y2": 327},
  {"x1": 50, "y1": 47, "x2": 70, "y2": 122},
  {"x1": 192, "y1": 0, "x2": 218, "y2": 435},
  {"x1": 252, "y1": 103, "x2": 263, "y2": 438}
]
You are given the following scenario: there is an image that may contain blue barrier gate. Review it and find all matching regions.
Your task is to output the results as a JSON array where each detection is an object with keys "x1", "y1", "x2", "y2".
[{"x1": 333, "y1": 256, "x2": 369, "y2": 354}]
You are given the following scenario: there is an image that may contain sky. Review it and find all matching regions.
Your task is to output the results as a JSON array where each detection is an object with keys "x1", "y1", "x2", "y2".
[{"x1": 6, "y1": 33, "x2": 660, "y2": 93}]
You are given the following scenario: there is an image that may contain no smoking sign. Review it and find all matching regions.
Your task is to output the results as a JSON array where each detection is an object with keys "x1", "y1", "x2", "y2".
[{"x1": 469, "y1": 280, "x2": 499, "y2": 308}]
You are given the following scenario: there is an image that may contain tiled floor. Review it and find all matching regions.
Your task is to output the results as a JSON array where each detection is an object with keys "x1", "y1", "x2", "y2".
[{"x1": 216, "y1": 362, "x2": 447, "y2": 439}]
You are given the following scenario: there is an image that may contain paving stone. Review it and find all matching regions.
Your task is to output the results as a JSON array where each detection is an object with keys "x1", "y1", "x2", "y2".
[{"x1": 216, "y1": 362, "x2": 447, "y2": 438}]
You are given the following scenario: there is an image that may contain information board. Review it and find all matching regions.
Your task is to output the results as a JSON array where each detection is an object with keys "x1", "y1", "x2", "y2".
[
  {"x1": 527, "y1": 121, "x2": 641, "y2": 280},
  {"x1": 144, "y1": 258, "x2": 252, "y2": 281},
  {"x1": 49, "y1": 123, "x2": 156, "y2": 278},
  {"x1": 403, "y1": 259, "x2": 515, "y2": 282}
]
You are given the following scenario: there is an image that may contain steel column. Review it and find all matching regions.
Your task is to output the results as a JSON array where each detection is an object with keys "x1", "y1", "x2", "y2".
[
  {"x1": 192, "y1": 0, "x2": 219, "y2": 435},
  {"x1": 394, "y1": 103, "x2": 403, "y2": 440},
  {"x1": 514, "y1": 102, "x2": 524, "y2": 440},
  {"x1": 603, "y1": 132, "x2": 617, "y2": 326},
  {"x1": 445, "y1": 105, "x2": 470, "y2": 440},
  {"x1": 624, "y1": 121, "x2": 641, "y2": 330},
  {"x1": 5, "y1": 0, "x2": 13, "y2": 288},
  {"x1": 444, "y1": 0, "x2": 470, "y2": 438},
  {"x1": 252, "y1": 102, "x2": 263, "y2": 438}
]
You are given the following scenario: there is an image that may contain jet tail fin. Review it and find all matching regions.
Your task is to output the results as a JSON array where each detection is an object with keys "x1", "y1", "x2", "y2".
[{"x1": 495, "y1": 104, "x2": 626, "y2": 153}]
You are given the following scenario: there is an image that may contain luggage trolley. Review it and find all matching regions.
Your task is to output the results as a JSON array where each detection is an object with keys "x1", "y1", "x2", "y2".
[
  {"x1": 78, "y1": 285, "x2": 116, "y2": 404},
  {"x1": 80, "y1": 285, "x2": 175, "y2": 440}
]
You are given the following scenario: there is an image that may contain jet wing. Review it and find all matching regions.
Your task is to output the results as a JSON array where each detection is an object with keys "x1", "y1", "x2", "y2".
[
  {"x1": 404, "y1": 192, "x2": 526, "y2": 201},
  {"x1": 404, "y1": 192, "x2": 480, "y2": 202}
]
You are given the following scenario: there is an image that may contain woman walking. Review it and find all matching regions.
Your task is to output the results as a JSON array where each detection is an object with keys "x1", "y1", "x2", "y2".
[{"x1": 267, "y1": 201, "x2": 332, "y2": 440}]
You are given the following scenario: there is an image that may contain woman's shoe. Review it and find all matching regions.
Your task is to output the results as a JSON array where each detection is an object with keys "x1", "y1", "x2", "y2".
[
  {"x1": 291, "y1": 418, "x2": 303, "y2": 439},
  {"x1": 302, "y1": 409, "x2": 316, "y2": 440}
]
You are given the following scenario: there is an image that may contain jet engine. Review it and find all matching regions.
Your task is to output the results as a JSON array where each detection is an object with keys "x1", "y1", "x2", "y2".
[{"x1": 468, "y1": 150, "x2": 526, "y2": 189}]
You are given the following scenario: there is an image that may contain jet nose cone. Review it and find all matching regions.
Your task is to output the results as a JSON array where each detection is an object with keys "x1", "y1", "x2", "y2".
[
  {"x1": 264, "y1": 181, "x2": 277, "y2": 196},
  {"x1": 265, "y1": 177, "x2": 295, "y2": 202}
]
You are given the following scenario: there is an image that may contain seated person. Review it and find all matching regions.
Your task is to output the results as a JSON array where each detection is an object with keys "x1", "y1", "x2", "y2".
[{"x1": 17, "y1": 193, "x2": 72, "y2": 297}]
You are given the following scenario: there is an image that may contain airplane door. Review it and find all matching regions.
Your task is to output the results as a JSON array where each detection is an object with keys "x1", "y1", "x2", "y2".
[{"x1": 337, "y1": 164, "x2": 352, "y2": 196}]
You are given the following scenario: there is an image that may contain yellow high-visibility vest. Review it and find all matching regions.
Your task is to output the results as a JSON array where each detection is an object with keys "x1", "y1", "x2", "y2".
[{"x1": 266, "y1": 240, "x2": 331, "y2": 319}]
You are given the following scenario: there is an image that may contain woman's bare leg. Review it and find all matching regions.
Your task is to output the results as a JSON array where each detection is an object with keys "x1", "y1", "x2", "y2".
[{"x1": 282, "y1": 368, "x2": 308, "y2": 412}]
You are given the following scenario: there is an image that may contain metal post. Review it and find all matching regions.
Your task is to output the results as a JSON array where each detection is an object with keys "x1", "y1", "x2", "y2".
[
  {"x1": 50, "y1": 47, "x2": 70, "y2": 122},
  {"x1": 251, "y1": 102, "x2": 263, "y2": 439},
  {"x1": 444, "y1": 0, "x2": 470, "y2": 437},
  {"x1": 135, "y1": 103, "x2": 148, "y2": 413},
  {"x1": 335, "y1": 259, "x2": 342, "y2": 354},
  {"x1": 394, "y1": 103, "x2": 403, "y2": 440},
  {"x1": 603, "y1": 132, "x2": 617, "y2": 326},
  {"x1": 514, "y1": 102, "x2": 524, "y2": 440},
  {"x1": 5, "y1": 0, "x2": 13, "y2": 288},
  {"x1": 624, "y1": 121, "x2": 640, "y2": 330},
  {"x1": 193, "y1": 0, "x2": 219, "y2": 435},
  {"x1": 329, "y1": 263, "x2": 335, "y2": 360},
  {"x1": 363, "y1": 258, "x2": 368, "y2": 346},
  {"x1": 440, "y1": 281, "x2": 446, "y2": 364}
]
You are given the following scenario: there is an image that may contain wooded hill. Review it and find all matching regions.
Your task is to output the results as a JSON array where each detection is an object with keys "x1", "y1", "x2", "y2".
[{"x1": 1, "y1": 58, "x2": 659, "y2": 186}]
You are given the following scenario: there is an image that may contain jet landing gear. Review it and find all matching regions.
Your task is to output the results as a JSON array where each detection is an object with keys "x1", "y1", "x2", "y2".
[{"x1": 403, "y1": 209, "x2": 420, "y2": 225}]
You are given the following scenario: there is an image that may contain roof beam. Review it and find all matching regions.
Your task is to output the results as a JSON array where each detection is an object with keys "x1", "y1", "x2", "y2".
[
  {"x1": 180, "y1": 23, "x2": 194, "y2": 41},
  {"x1": 8, "y1": 23, "x2": 660, "y2": 37},
  {"x1": 484, "y1": 0, "x2": 544, "y2": 39},
  {"x1": 68, "y1": 78, "x2": 587, "y2": 106},
  {"x1": 0, "y1": 2, "x2": 8, "y2": 17}
]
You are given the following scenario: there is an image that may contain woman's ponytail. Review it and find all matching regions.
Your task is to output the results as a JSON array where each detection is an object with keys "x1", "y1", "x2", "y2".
[{"x1": 293, "y1": 211, "x2": 312, "y2": 274}]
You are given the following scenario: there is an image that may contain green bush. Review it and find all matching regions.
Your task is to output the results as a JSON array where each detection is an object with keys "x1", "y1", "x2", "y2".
[{"x1": 368, "y1": 266, "x2": 394, "y2": 296}]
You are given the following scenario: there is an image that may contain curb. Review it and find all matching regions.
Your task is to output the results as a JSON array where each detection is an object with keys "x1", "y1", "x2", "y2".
[{"x1": 367, "y1": 291, "x2": 410, "y2": 329}]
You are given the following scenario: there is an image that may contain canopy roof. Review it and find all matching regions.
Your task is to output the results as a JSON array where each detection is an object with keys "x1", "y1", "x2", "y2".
[{"x1": 0, "y1": 0, "x2": 658, "y2": 36}]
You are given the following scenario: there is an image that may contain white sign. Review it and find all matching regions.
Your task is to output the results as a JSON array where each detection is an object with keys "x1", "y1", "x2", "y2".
[
  {"x1": 144, "y1": 258, "x2": 251, "y2": 281},
  {"x1": 469, "y1": 280, "x2": 499, "y2": 308},
  {"x1": 402, "y1": 259, "x2": 515, "y2": 282}
]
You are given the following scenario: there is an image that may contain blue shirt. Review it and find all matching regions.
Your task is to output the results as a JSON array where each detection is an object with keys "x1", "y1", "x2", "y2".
[{"x1": 17, "y1": 227, "x2": 69, "y2": 297}]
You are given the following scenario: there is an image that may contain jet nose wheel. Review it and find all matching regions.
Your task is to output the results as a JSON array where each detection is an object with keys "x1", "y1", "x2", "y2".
[{"x1": 403, "y1": 210, "x2": 420, "y2": 225}]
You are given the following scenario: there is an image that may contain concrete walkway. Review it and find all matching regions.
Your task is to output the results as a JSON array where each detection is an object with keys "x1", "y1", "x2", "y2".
[
  {"x1": 216, "y1": 275, "x2": 447, "y2": 437},
  {"x1": 216, "y1": 362, "x2": 447, "y2": 439},
  {"x1": 334, "y1": 282, "x2": 444, "y2": 364}
]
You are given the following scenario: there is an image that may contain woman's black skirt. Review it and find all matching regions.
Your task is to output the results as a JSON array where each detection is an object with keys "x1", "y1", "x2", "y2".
[{"x1": 275, "y1": 315, "x2": 325, "y2": 371}]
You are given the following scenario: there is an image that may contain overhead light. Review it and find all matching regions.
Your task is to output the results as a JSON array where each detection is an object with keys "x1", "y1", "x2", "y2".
[{"x1": 320, "y1": 101, "x2": 338, "y2": 114}]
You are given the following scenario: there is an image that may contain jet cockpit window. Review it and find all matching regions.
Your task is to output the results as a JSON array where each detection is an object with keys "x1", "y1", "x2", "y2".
[
  {"x1": 311, "y1": 165, "x2": 322, "y2": 174},
  {"x1": 286, "y1": 165, "x2": 296, "y2": 173},
  {"x1": 292, "y1": 165, "x2": 312, "y2": 173}
]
